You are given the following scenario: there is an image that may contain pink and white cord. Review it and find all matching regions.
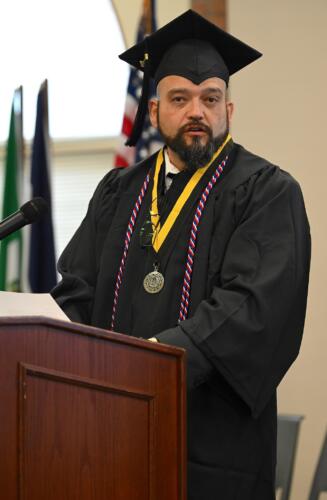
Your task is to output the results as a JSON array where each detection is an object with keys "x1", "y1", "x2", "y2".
[
  {"x1": 110, "y1": 172, "x2": 151, "y2": 330},
  {"x1": 179, "y1": 156, "x2": 228, "y2": 322}
]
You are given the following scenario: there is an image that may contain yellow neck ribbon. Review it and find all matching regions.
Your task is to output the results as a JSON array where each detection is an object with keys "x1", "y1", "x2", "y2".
[{"x1": 151, "y1": 133, "x2": 232, "y2": 253}]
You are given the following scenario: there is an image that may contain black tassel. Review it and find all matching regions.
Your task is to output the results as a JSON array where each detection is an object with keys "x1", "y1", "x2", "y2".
[{"x1": 125, "y1": 52, "x2": 151, "y2": 147}]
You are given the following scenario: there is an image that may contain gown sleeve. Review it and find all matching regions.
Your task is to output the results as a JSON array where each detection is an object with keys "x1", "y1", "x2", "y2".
[
  {"x1": 156, "y1": 166, "x2": 311, "y2": 417},
  {"x1": 51, "y1": 169, "x2": 121, "y2": 324}
]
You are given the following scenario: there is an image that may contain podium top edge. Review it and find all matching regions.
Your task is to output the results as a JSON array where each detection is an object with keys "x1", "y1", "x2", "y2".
[{"x1": 0, "y1": 315, "x2": 186, "y2": 358}]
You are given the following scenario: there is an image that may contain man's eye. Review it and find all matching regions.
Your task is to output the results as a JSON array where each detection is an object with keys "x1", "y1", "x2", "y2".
[
  {"x1": 172, "y1": 96, "x2": 185, "y2": 103},
  {"x1": 206, "y1": 96, "x2": 219, "y2": 104}
]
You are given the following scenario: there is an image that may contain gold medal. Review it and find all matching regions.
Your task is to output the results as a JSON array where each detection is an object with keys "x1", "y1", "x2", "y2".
[{"x1": 143, "y1": 264, "x2": 164, "y2": 294}]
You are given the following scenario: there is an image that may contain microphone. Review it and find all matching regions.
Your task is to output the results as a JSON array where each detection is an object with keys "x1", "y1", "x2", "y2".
[{"x1": 0, "y1": 197, "x2": 49, "y2": 241}]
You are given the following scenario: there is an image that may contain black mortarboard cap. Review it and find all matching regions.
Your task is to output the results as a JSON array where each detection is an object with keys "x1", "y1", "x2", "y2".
[{"x1": 120, "y1": 9, "x2": 262, "y2": 146}]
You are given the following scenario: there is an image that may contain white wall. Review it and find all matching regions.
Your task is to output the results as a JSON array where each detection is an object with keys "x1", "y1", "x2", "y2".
[{"x1": 228, "y1": 1, "x2": 327, "y2": 499}]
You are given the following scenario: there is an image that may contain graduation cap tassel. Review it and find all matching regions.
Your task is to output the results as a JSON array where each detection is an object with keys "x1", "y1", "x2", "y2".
[{"x1": 125, "y1": 52, "x2": 151, "y2": 147}]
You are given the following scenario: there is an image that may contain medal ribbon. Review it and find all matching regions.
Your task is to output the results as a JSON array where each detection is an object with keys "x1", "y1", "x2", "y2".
[{"x1": 151, "y1": 133, "x2": 232, "y2": 253}]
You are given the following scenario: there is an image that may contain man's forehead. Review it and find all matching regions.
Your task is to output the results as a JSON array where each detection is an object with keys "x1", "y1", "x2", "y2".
[{"x1": 157, "y1": 75, "x2": 227, "y2": 95}]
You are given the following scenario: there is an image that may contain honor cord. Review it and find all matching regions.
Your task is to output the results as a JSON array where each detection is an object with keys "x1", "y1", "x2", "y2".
[
  {"x1": 111, "y1": 172, "x2": 151, "y2": 330},
  {"x1": 179, "y1": 156, "x2": 228, "y2": 322}
]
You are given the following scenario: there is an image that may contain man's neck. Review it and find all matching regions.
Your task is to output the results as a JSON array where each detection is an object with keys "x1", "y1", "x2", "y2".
[{"x1": 166, "y1": 147, "x2": 186, "y2": 172}]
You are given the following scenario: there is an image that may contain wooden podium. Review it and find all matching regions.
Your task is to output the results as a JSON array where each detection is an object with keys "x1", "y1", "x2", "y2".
[{"x1": 0, "y1": 317, "x2": 186, "y2": 500}]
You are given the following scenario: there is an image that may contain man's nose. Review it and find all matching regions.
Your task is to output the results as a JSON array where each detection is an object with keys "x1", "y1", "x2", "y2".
[{"x1": 186, "y1": 98, "x2": 204, "y2": 120}]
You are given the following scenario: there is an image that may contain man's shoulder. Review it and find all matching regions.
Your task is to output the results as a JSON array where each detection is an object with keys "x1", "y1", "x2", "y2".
[
  {"x1": 231, "y1": 143, "x2": 300, "y2": 191},
  {"x1": 93, "y1": 151, "x2": 159, "y2": 202},
  {"x1": 233, "y1": 143, "x2": 278, "y2": 178},
  {"x1": 110, "y1": 152, "x2": 159, "y2": 185}
]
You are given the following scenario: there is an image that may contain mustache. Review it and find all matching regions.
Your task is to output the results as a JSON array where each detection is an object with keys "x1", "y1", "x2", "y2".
[{"x1": 179, "y1": 121, "x2": 212, "y2": 135}]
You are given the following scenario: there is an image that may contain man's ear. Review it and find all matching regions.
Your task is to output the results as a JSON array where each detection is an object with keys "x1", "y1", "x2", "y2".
[
  {"x1": 226, "y1": 101, "x2": 234, "y2": 124},
  {"x1": 149, "y1": 98, "x2": 159, "y2": 128}
]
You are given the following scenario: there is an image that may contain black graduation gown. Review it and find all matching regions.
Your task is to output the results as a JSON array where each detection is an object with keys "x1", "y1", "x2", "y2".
[{"x1": 52, "y1": 143, "x2": 311, "y2": 500}]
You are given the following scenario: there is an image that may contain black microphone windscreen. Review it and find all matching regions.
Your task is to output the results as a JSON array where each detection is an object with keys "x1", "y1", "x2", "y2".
[{"x1": 20, "y1": 197, "x2": 49, "y2": 224}]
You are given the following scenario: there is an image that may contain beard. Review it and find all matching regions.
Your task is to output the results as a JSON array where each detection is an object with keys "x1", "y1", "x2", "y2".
[{"x1": 157, "y1": 109, "x2": 229, "y2": 171}]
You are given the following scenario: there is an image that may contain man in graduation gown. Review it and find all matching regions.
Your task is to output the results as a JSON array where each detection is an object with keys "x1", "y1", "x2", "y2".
[{"x1": 52, "y1": 10, "x2": 311, "y2": 500}]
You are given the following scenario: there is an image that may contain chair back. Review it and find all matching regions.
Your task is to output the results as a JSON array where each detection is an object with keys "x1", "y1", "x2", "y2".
[
  {"x1": 308, "y1": 430, "x2": 327, "y2": 500},
  {"x1": 276, "y1": 414, "x2": 304, "y2": 500}
]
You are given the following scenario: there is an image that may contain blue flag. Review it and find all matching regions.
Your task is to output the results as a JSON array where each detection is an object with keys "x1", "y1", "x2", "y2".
[{"x1": 28, "y1": 80, "x2": 57, "y2": 292}]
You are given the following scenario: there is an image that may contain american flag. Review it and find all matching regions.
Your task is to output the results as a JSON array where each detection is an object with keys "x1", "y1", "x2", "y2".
[{"x1": 114, "y1": 0, "x2": 163, "y2": 167}]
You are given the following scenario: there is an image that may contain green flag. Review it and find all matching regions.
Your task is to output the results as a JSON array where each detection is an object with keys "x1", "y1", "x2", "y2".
[{"x1": 0, "y1": 87, "x2": 24, "y2": 291}]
